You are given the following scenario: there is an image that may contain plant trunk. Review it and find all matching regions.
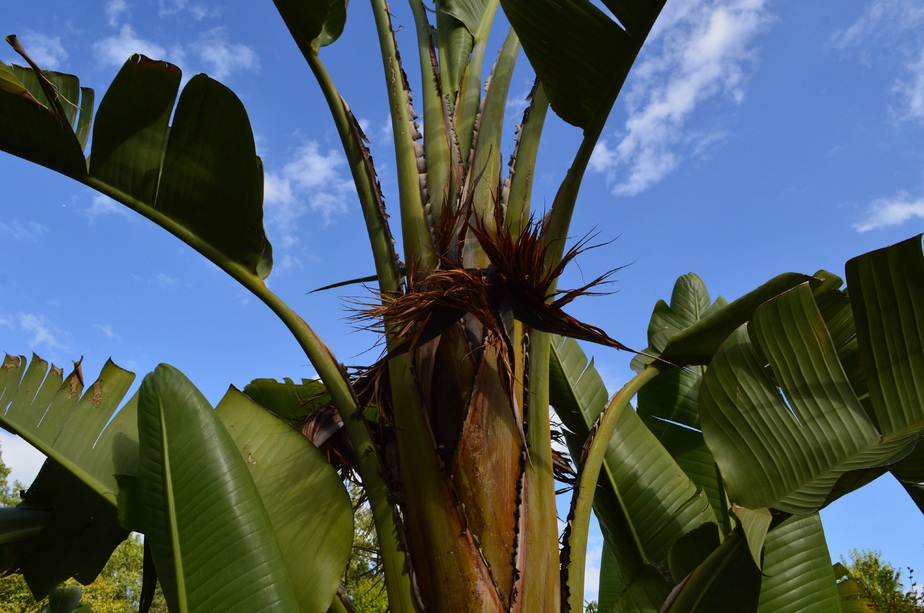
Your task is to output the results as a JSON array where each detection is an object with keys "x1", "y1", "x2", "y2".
[{"x1": 387, "y1": 318, "x2": 560, "y2": 610}]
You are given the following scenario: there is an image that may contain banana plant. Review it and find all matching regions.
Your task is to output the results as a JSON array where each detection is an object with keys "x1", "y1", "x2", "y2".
[
  {"x1": 548, "y1": 235, "x2": 924, "y2": 611},
  {"x1": 0, "y1": 0, "x2": 922, "y2": 612},
  {"x1": 0, "y1": 354, "x2": 353, "y2": 611},
  {"x1": 0, "y1": 0, "x2": 668, "y2": 608}
]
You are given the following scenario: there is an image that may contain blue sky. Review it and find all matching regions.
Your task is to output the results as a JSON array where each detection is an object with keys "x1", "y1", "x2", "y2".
[{"x1": 2, "y1": 0, "x2": 923, "y2": 600}]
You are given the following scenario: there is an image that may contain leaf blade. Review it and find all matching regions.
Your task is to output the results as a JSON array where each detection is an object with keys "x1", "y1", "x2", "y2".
[{"x1": 137, "y1": 365, "x2": 300, "y2": 612}]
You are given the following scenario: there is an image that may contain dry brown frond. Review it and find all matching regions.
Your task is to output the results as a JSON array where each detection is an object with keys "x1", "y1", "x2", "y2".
[
  {"x1": 356, "y1": 209, "x2": 636, "y2": 364},
  {"x1": 469, "y1": 211, "x2": 633, "y2": 352},
  {"x1": 351, "y1": 211, "x2": 641, "y2": 430},
  {"x1": 355, "y1": 265, "x2": 496, "y2": 356}
]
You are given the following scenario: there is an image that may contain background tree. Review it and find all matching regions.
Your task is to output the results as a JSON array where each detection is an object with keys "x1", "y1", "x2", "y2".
[
  {"x1": 0, "y1": 444, "x2": 33, "y2": 612},
  {"x1": 341, "y1": 483, "x2": 388, "y2": 613},
  {"x1": 840, "y1": 549, "x2": 924, "y2": 613},
  {"x1": 0, "y1": 446, "x2": 167, "y2": 613}
]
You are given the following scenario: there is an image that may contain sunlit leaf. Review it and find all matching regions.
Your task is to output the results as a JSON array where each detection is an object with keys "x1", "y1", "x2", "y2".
[{"x1": 135, "y1": 365, "x2": 301, "y2": 612}]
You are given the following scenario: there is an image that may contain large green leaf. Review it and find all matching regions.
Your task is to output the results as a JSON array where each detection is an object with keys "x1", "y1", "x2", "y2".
[
  {"x1": 243, "y1": 377, "x2": 331, "y2": 421},
  {"x1": 134, "y1": 365, "x2": 302, "y2": 612},
  {"x1": 662, "y1": 528, "x2": 762, "y2": 613},
  {"x1": 700, "y1": 238, "x2": 924, "y2": 514},
  {"x1": 149, "y1": 73, "x2": 269, "y2": 277},
  {"x1": 216, "y1": 388, "x2": 353, "y2": 613},
  {"x1": 656, "y1": 272, "x2": 814, "y2": 366},
  {"x1": 88, "y1": 56, "x2": 180, "y2": 206},
  {"x1": 499, "y1": 0, "x2": 666, "y2": 130},
  {"x1": 636, "y1": 274, "x2": 730, "y2": 529},
  {"x1": 0, "y1": 353, "x2": 137, "y2": 597},
  {"x1": 550, "y1": 336, "x2": 715, "y2": 609},
  {"x1": 646, "y1": 273, "x2": 728, "y2": 354},
  {"x1": 0, "y1": 57, "x2": 273, "y2": 281},
  {"x1": 833, "y1": 562, "x2": 878, "y2": 612},
  {"x1": 758, "y1": 514, "x2": 840, "y2": 612},
  {"x1": 4, "y1": 461, "x2": 128, "y2": 599},
  {"x1": 700, "y1": 286, "x2": 882, "y2": 512},
  {"x1": 846, "y1": 234, "x2": 924, "y2": 437},
  {"x1": 0, "y1": 61, "x2": 88, "y2": 175},
  {"x1": 0, "y1": 353, "x2": 138, "y2": 504},
  {"x1": 273, "y1": 0, "x2": 348, "y2": 51},
  {"x1": 1, "y1": 354, "x2": 351, "y2": 609},
  {"x1": 442, "y1": 0, "x2": 495, "y2": 35}
]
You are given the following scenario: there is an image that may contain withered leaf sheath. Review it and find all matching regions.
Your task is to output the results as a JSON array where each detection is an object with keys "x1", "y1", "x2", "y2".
[{"x1": 356, "y1": 213, "x2": 634, "y2": 403}]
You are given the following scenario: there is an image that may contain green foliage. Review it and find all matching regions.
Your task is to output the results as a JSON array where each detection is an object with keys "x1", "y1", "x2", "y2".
[
  {"x1": 840, "y1": 549, "x2": 924, "y2": 612},
  {"x1": 0, "y1": 536, "x2": 168, "y2": 613},
  {"x1": 0, "y1": 446, "x2": 166, "y2": 612},
  {"x1": 0, "y1": 444, "x2": 23, "y2": 507},
  {"x1": 1, "y1": 2, "x2": 923, "y2": 611},
  {"x1": 342, "y1": 485, "x2": 388, "y2": 613}
]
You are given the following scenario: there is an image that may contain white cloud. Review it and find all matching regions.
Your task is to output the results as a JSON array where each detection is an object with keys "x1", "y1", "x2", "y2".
[
  {"x1": 155, "y1": 272, "x2": 180, "y2": 290},
  {"x1": 18, "y1": 31, "x2": 68, "y2": 70},
  {"x1": 105, "y1": 0, "x2": 130, "y2": 28},
  {"x1": 94, "y1": 323, "x2": 121, "y2": 340},
  {"x1": 158, "y1": 0, "x2": 216, "y2": 21},
  {"x1": 832, "y1": 0, "x2": 924, "y2": 50},
  {"x1": 263, "y1": 142, "x2": 356, "y2": 267},
  {"x1": 589, "y1": 141, "x2": 617, "y2": 174},
  {"x1": 893, "y1": 49, "x2": 924, "y2": 123},
  {"x1": 191, "y1": 28, "x2": 258, "y2": 80},
  {"x1": 16, "y1": 313, "x2": 63, "y2": 349},
  {"x1": 834, "y1": 1, "x2": 924, "y2": 123},
  {"x1": 506, "y1": 85, "x2": 534, "y2": 115},
  {"x1": 86, "y1": 194, "x2": 132, "y2": 221},
  {"x1": 92, "y1": 15, "x2": 253, "y2": 82},
  {"x1": 854, "y1": 191, "x2": 924, "y2": 233},
  {"x1": 0, "y1": 220, "x2": 46, "y2": 242},
  {"x1": 584, "y1": 542, "x2": 602, "y2": 601},
  {"x1": 93, "y1": 24, "x2": 169, "y2": 67},
  {"x1": 591, "y1": 0, "x2": 771, "y2": 196},
  {"x1": 360, "y1": 114, "x2": 394, "y2": 146}
]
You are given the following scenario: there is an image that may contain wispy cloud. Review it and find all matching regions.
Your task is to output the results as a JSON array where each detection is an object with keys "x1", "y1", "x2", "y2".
[
  {"x1": 0, "y1": 220, "x2": 46, "y2": 243},
  {"x1": 263, "y1": 141, "x2": 356, "y2": 268},
  {"x1": 158, "y1": 0, "x2": 217, "y2": 21},
  {"x1": 94, "y1": 323, "x2": 121, "y2": 341},
  {"x1": 833, "y1": 1, "x2": 924, "y2": 123},
  {"x1": 14, "y1": 313, "x2": 64, "y2": 350},
  {"x1": 590, "y1": 0, "x2": 771, "y2": 196},
  {"x1": 105, "y1": 0, "x2": 130, "y2": 28},
  {"x1": 191, "y1": 28, "x2": 258, "y2": 80},
  {"x1": 836, "y1": 2, "x2": 924, "y2": 234},
  {"x1": 831, "y1": 0, "x2": 924, "y2": 50},
  {"x1": 86, "y1": 194, "x2": 132, "y2": 221},
  {"x1": 93, "y1": 11, "x2": 256, "y2": 82},
  {"x1": 93, "y1": 24, "x2": 171, "y2": 67},
  {"x1": 854, "y1": 190, "x2": 924, "y2": 233},
  {"x1": 358, "y1": 115, "x2": 393, "y2": 147},
  {"x1": 155, "y1": 272, "x2": 180, "y2": 290},
  {"x1": 893, "y1": 49, "x2": 924, "y2": 123},
  {"x1": 17, "y1": 31, "x2": 68, "y2": 70},
  {"x1": 584, "y1": 541, "x2": 603, "y2": 601}
]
